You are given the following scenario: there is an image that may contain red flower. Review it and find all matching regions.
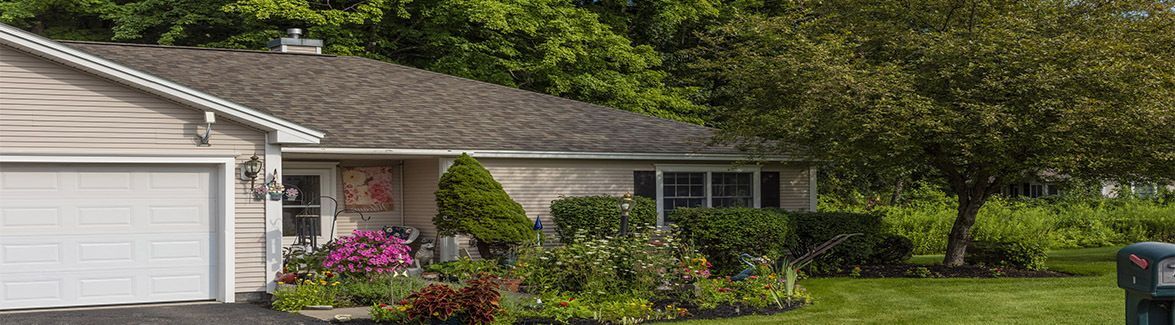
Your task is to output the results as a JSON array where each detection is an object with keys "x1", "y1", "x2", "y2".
[
  {"x1": 379, "y1": 303, "x2": 388, "y2": 307},
  {"x1": 558, "y1": 301, "x2": 570, "y2": 307},
  {"x1": 749, "y1": 275, "x2": 759, "y2": 280}
]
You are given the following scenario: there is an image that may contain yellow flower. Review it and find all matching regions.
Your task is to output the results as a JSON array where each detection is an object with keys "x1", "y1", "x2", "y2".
[{"x1": 331, "y1": 282, "x2": 340, "y2": 286}]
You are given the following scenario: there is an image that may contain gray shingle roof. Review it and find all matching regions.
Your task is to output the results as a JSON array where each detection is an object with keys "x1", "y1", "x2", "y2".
[{"x1": 63, "y1": 41, "x2": 743, "y2": 155}]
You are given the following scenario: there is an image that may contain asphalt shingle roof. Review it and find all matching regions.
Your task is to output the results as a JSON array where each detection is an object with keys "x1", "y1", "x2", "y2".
[{"x1": 63, "y1": 41, "x2": 741, "y2": 154}]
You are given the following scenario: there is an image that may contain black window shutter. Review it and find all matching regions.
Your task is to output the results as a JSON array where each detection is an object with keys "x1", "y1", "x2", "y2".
[
  {"x1": 633, "y1": 171, "x2": 657, "y2": 199},
  {"x1": 761, "y1": 172, "x2": 780, "y2": 208}
]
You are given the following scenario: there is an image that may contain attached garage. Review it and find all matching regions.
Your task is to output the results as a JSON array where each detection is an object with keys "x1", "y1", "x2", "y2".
[
  {"x1": 0, "y1": 162, "x2": 235, "y2": 310},
  {"x1": 0, "y1": 23, "x2": 323, "y2": 310}
]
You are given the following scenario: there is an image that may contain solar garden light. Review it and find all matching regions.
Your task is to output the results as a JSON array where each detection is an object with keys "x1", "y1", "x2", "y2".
[{"x1": 619, "y1": 192, "x2": 634, "y2": 236}]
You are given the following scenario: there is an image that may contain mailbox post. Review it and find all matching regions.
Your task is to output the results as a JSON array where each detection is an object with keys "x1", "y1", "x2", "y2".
[{"x1": 1117, "y1": 242, "x2": 1175, "y2": 325}]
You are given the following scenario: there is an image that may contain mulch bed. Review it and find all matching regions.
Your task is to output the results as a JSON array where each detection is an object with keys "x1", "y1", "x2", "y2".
[
  {"x1": 824, "y1": 264, "x2": 1072, "y2": 278},
  {"x1": 514, "y1": 301, "x2": 804, "y2": 325}
]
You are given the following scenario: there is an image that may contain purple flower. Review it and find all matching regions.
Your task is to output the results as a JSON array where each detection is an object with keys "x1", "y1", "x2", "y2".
[{"x1": 322, "y1": 229, "x2": 414, "y2": 275}]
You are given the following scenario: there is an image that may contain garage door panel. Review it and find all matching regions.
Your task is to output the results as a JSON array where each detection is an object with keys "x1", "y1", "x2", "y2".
[
  {"x1": 1, "y1": 198, "x2": 215, "y2": 236},
  {"x1": 1, "y1": 268, "x2": 214, "y2": 309},
  {"x1": 1, "y1": 233, "x2": 215, "y2": 273},
  {"x1": 0, "y1": 163, "x2": 218, "y2": 310}
]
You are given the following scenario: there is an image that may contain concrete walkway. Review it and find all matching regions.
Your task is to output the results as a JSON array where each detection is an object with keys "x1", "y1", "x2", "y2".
[{"x1": 0, "y1": 302, "x2": 325, "y2": 325}]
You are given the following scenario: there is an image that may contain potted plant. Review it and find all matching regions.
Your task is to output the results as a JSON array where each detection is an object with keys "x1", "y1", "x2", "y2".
[{"x1": 266, "y1": 180, "x2": 285, "y2": 201}]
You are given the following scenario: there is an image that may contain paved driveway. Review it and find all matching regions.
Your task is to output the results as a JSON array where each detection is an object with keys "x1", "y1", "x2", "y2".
[{"x1": 0, "y1": 303, "x2": 325, "y2": 325}]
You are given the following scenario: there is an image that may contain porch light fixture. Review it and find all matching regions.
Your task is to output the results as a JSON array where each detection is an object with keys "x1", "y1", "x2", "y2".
[
  {"x1": 242, "y1": 154, "x2": 263, "y2": 186},
  {"x1": 196, "y1": 111, "x2": 215, "y2": 146},
  {"x1": 619, "y1": 192, "x2": 634, "y2": 236}
]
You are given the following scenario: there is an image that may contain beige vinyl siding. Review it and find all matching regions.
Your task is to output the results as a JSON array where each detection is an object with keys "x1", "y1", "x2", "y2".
[
  {"x1": 769, "y1": 164, "x2": 814, "y2": 211},
  {"x1": 480, "y1": 158, "x2": 648, "y2": 240},
  {"x1": 399, "y1": 158, "x2": 441, "y2": 240},
  {"x1": 0, "y1": 45, "x2": 270, "y2": 293},
  {"x1": 481, "y1": 159, "x2": 814, "y2": 242}
]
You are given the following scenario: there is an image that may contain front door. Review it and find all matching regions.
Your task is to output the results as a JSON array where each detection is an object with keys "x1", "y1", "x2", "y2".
[{"x1": 281, "y1": 168, "x2": 336, "y2": 248}]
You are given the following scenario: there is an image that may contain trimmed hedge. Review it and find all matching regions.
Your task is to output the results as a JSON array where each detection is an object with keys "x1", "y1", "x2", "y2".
[
  {"x1": 870, "y1": 234, "x2": 915, "y2": 265},
  {"x1": 550, "y1": 195, "x2": 657, "y2": 243},
  {"x1": 671, "y1": 208, "x2": 792, "y2": 275},
  {"x1": 968, "y1": 239, "x2": 1049, "y2": 270},
  {"x1": 788, "y1": 212, "x2": 888, "y2": 272}
]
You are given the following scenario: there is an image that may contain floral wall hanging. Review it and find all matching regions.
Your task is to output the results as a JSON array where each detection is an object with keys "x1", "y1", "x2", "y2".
[{"x1": 343, "y1": 166, "x2": 394, "y2": 212}]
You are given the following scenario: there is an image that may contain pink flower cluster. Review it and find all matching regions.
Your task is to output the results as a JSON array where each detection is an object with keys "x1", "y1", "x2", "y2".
[{"x1": 323, "y1": 230, "x2": 414, "y2": 275}]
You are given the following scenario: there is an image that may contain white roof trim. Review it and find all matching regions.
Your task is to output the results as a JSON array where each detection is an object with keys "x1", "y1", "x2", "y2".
[
  {"x1": 281, "y1": 147, "x2": 794, "y2": 161},
  {"x1": 0, "y1": 23, "x2": 324, "y2": 144}
]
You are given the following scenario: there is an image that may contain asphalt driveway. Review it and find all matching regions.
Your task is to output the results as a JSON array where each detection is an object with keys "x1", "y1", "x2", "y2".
[{"x1": 0, "y1": 303, "x2": 325, "y2": 325}]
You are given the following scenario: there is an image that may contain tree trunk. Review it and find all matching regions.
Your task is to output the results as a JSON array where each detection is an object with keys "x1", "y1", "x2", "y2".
[
  {"x1": 890, "y1": 179, "x2": 905, "y2": 205},
  {"x1": 943, "y1": 192, "x2": 988, "y2": 266}
]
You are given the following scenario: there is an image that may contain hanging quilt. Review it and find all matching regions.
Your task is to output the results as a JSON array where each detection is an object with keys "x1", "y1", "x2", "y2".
[{"x1": 342, "y1": 166, "x2": 394, "y2": 212}]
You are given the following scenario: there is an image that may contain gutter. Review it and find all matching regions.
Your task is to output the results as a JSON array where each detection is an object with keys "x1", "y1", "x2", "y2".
[{"x1": 281, "y1": 147, "x2": 797, "y2": 161}]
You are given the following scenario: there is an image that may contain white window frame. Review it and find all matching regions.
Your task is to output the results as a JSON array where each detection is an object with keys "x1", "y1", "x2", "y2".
[
  {"x1": 654, "y1": 164, "x2": 762, "y2": 226},
  {"x1": 281, "y1": 163, "x2": 339, "y2": 247}
]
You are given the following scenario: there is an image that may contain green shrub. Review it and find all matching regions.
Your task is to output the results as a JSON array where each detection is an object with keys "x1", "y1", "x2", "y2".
[
  {"x1": 870, "y1": 234, "x2": 915, "y2": 264},
  {"x1": 549, "y1": 195, "x2": 657, "y2": 243},
  {"x1": 426, "y1": 256, "x2": 502, "y2": 282},
  {"x1": 671, "y1": 208, "x2": 792, "y2": 275},
  {"x1": 434, "y1": 153, "x2": 532, "y2": 257},
  {"x1": 524, "y1": 230, "x2": 681, "y2": 299},
  {"x1": 338, "y1": 276, "x2": 428, "y2": 306},
  {"x1": 271, "y1": 283, "x2": 338, "y2": 311},
  {"x1": 967, "y1": 238, "x2": 1049, "y2": 270},
  {"x1": 787, "y1": 212, "x2": 885, "y2": 271}
]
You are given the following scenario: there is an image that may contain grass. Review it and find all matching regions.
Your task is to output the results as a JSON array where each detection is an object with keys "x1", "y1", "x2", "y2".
[{"x1": 681, "y1": 246, "x2": 1123, "y2": 325}]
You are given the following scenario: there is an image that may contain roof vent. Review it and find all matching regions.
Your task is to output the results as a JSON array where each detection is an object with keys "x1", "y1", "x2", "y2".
[{"x1": 267, "y1": 28, "x2": 322, "y2": 54}]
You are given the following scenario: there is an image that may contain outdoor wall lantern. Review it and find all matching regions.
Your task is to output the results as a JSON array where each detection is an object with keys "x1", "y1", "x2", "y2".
[
  {"x1": 619, "y1": 192, "x2": 634, "y2": 236},
  {"x1": 242, "y1": 154, "x2": 263, "y2": 186},
  {"x1": 196, "y1": 111, "x2": 215, "y2": 146}
]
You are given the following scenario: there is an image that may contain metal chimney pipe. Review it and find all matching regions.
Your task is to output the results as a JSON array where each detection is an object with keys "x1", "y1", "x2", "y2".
[{"x1": 286, "y1": 28, "x2": 303, "y2": 39}]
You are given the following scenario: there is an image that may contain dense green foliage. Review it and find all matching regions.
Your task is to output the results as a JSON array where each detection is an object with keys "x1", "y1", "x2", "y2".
[
  {"x1": 670, "y1": 208, "x2": 792, "y2": 275},
  {"x1": 700, "y1": 0, "x2": 1175, "y2": 265},
  {"x1": 787, "y1": 212, "x2": 886, "y2": 272},
  {"x1": 967, "y1": 239, "x2": 1049, "y2": 271},
  {"x1": 549, "y1": 195, "x2": 657, "y2": 243},
  {"x1": 826, "y1": 185, "x2": 1175, "y2": 255},
  {"x1": 434, "y1": 154, "x2": 532, "y2": 251},
  {"x1": 0, "y1": 0, "x2": 713, "y2": 123}
]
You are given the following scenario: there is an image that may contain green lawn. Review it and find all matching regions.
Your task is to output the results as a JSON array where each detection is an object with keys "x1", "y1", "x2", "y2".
[{"x1": 682, "y1": 247, "x2": 1123, "y2": 325}]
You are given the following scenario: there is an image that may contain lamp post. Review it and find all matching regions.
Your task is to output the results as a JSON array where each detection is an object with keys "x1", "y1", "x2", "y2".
[{"x1": 619, "y1": 193, "x2": 633, "y2": 236}]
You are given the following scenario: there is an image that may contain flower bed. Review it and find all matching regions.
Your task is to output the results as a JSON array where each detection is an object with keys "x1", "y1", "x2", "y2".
[{"x1": 363, "y1": 229, "x2": 808, "y2": 324}]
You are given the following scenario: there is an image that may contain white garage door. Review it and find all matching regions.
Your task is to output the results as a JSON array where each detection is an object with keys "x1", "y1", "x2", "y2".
[{"x1": 0, "y1": 163, "x2": 218, "y2": 310}]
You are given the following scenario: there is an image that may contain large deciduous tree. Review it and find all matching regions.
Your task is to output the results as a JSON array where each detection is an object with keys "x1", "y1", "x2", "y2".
[{"x1": 700, "y1": 0, "x2": 1175, "y2": 265}]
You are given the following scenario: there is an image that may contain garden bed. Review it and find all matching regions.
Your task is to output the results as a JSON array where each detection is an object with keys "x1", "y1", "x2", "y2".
[
  {"x1": 514, "y1": 301, "x2": 806, "y2": 324},
  {"x1": 830, "y1": 264, "x2": 1072, "y2": 278}
]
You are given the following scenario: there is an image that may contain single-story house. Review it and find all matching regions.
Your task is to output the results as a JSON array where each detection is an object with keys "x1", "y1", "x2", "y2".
[{"x1": 0, "y1": 25, "x2": 815, "y2": 310}]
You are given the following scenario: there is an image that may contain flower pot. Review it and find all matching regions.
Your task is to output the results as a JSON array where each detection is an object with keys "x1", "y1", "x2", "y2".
[{"x1": 268, "y1": 192, "x2": 283, "y2": 201}]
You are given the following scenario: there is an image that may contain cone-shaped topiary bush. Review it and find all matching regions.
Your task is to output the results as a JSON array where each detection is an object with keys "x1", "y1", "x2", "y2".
[{"x1": 435, "y1": 153, "x2": 532, "y2": 258}]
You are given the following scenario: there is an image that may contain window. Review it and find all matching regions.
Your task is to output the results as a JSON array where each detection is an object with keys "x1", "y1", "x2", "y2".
[
  {"x1": 711, "y1": 172, "x2": 754, "y2": 208},
  {"x1": 1029, "y1": 184, "x2": 1043, "y2": 198},
  {"x1": 657, "y1": 167, "x2": 761, "y2": 221},
  {"x1": 1046, "y1": 184, "x2": 1059, "y2": 196},
  {"x1": 282, "y1": 174, "x2": 322, "y2": 236},
  {"x1": 662, "y1": 172, "x2": 706, "y2": 217}
]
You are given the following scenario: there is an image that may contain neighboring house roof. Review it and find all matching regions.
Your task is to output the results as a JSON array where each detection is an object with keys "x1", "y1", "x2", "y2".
[
  {"x1": 61, "y1": 41, "x2": 758, "y2": 157},
  {"x1": 0, "y1": 23, "x2": 324, "y2": 144}
]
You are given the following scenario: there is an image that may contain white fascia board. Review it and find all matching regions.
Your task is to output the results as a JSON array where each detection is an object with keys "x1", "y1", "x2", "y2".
[
  {"x1": 0, "y1": 23, "x2": 324, "y2": 144},
  {"x1": 281, "y1": 147, "x2": 795, "y2": 161}
]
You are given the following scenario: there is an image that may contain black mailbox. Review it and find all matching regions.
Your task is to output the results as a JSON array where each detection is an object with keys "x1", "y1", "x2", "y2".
[{"x1": 1118, "y1": 242, "x2": 1175, "y2": 325}]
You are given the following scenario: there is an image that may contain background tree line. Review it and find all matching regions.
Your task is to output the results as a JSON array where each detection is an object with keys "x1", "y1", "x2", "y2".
[{"x1": 3, "y1": 0, "x2": 1171, "y2": 265}]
